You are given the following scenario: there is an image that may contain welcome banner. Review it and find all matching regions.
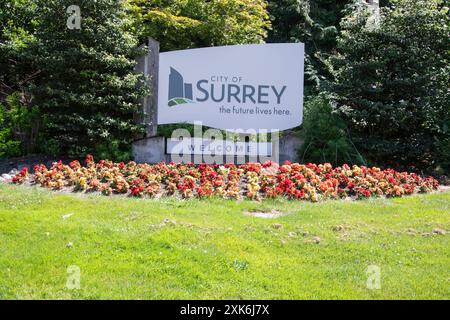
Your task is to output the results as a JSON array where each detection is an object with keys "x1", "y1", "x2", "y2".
[{"x1": 157, "y1": 43, "x2": 304, "y2": 131}]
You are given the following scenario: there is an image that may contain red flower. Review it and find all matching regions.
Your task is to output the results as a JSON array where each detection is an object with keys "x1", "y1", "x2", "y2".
[
  {"x1": 6, "y1": 157, "x2": 439, "y2": 201},
  {"x1": 85, "y1": 154, "x2": 94, "y2": 164}
]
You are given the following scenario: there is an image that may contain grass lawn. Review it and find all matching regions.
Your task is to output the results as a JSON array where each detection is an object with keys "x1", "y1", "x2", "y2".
[{"x1": 0, "y1": 183, "x2": 448, "y2": 300}]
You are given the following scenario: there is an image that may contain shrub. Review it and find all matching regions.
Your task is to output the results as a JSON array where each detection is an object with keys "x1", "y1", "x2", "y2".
[
  {"x1": 299, "y1": 95, "x2": 366, "y2": 166},
  {"x1": 94, "y1": 140, "x2": 133, "y2": 163},
  {"x1": 0, "y1": 93, "x2": 41, "y2": 158},
  {"x1": 435, "y1": 137, "x2": 450, "y2": 174},
  {"x1": 28, "y1": 0, "x2": 148, "y2": 158},
  {"x1": 0, "y1": 106, "x2": 21, "y2": 158}
]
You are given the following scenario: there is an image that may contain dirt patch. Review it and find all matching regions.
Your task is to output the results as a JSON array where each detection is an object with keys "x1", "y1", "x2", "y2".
[{"x1": 244, "y1": 209, "x2": 289, "y2": 218}]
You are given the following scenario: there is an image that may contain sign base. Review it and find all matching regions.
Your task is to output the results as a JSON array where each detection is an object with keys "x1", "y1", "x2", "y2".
[
  {"x1": 132, "y1": 135, "x2": 303, "y2": 164},
  {"x1": 132, "y1": 136, "x2": 167, "y2": 163}
]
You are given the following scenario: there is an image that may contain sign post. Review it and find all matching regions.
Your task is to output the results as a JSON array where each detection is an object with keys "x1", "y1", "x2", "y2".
[{"x1": 135, "y1": 37, "x2": 159, "y2": 137}]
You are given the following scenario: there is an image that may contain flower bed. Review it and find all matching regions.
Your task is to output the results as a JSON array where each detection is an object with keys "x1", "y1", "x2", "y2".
[{"x1": 10, "y1": 155, "x2": 438, "y2": 201}]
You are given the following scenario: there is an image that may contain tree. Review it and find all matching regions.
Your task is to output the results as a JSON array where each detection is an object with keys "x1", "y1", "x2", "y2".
[
  {"x1": 27, "y1": 0, "x2": 148, "y2": 158},
  {"x1": 0, "y1": 0, "x2": 38, "y2": 102},
  {"x1": 129, "y1": 0, "x2": 271, "y2": 51},
  {"x1": 327, "y1": 0, "x2": 449, "y2": 171},
  {"x1": 0, "y1": 0, "x2": 42, "y2": 157},
  {"x1": 266, "y1": 0, "x2": 353, "y2": 93}
]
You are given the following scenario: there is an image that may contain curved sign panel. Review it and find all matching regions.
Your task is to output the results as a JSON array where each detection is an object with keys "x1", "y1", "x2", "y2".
[{"x1": 158, "y1": 43, "x2": 304, "y2": 131}]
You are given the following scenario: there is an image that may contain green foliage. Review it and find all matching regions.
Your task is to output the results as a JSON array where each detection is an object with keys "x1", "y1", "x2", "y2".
[
  {"x1": 0, "y1": 0, "x2": 39, "y2": 101},
  {"x1": 157, "y1": 123, "x2": 196, "y2": 138},
  {"x1": 435, "y1": 137, "x2": 450, "y2": 174},
  {"x1": 299, "y1": 94, "x2": 366, "y2": 165},
  {"x1": 0, "y1": 105, "x2": 21, "y2": 158},
  {"x1": 1, "y1": 0, "x2": 448, "y2": 175},
  {"x1": 1, "y1": 1, "x2": 45, "y2": 157},
  {"x1": 327, "y1": 0, "x2": 450, "y2": 171},
  {"x1": 0, "y1": 93, "x2": 41, "y2": 158},
  {"x1": 94, "y1": 140, "x2": 133, "y2": 163},
  {"x1": 267, "y1": 0, "x2": 353, "y2": 93},
  {"x1": 129, "y1": 0, "x2": 271, "y2": 51},
  {"x1": 25, "y1": 0, "x2": 148, "y2": 158}
]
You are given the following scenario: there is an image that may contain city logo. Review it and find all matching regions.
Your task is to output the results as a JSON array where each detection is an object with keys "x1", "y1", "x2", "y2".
[
  {"x1": 168, "y1": 67, "x2": 288, "y2": 107},
  {"x1": 168, "y1": 67, "x2": 194, "y2": 107}
]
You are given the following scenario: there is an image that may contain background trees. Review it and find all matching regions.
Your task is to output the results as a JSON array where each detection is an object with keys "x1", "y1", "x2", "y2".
[
  {"x1": 267, "y1": 0, "x2": 353, "y2": 93},
  {"x1": 1, "y1": 0, "x2": 149, "y2": 160},
  {"x1": 28, "y1": 0, "x2": 148, "y2": 159},
  {"x1": 327, "y1": 0, "x2": 449, "y2": 172},
  {"x1": 129, "y1": 0, "x2": 271, "y2": 51},
  {"x1": 0, "y1": 0, "x2": 40, "y2": 157},
  {"x1": 0, "y1": 0, "x2": 448, "y2": 173}
]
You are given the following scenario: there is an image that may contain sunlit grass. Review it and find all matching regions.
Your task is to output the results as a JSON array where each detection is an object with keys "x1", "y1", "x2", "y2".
[{"x1": 0, "y1": 183, "x2": 448, "y2": 299}]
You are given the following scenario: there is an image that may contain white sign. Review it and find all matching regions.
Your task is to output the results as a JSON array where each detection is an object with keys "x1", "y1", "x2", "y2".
[
  {"x1": 167, "y1": 138, "x2": 272, "y2": 156},
  {"x1": 158, "y1": 43, "x2": 304, "y2": 131}
]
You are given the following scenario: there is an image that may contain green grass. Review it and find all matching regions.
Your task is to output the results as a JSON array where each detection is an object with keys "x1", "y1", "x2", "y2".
[{"x1": 0, "y1": 183, "x2": 449, "y2": 300}]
